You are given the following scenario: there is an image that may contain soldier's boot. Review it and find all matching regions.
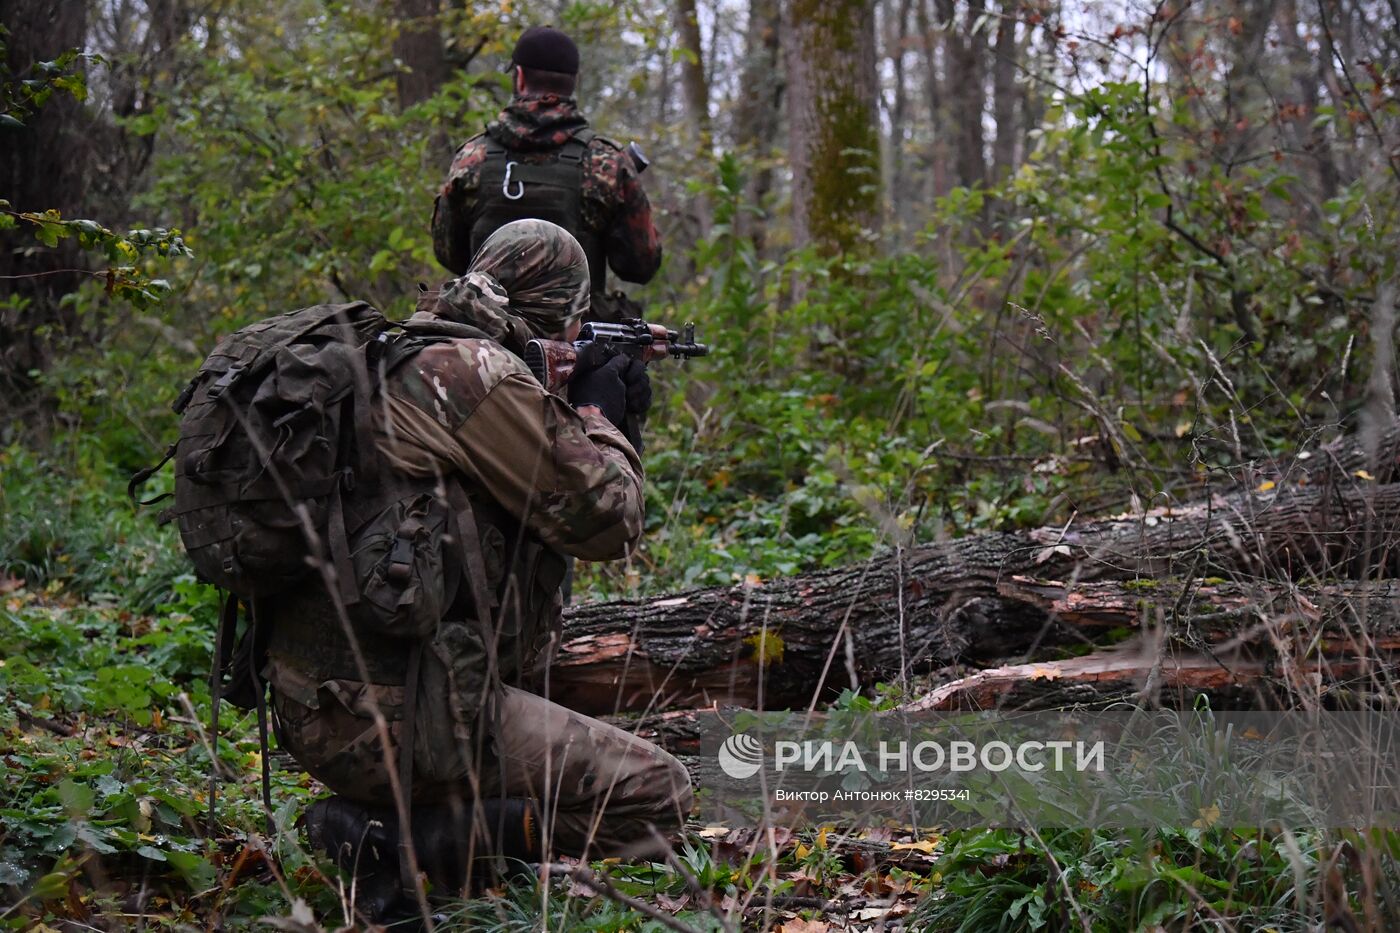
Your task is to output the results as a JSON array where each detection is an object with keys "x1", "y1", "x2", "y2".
[
  {"x1": 410, "y1": 797, "x2": 543, "y2": 893},
  {"x1": 300, "y1": 796, "x2": 410, "y2": 924}
]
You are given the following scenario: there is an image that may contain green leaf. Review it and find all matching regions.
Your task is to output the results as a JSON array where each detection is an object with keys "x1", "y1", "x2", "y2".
[
  {"x1": 52, "y1": 74, "x2": 88, "y2": 102},
  {"x1": 136, "y1": 845, "x2": 168, "y2": 862},
  {"x1": 57, "y1": 780, "x2": 94, "y2": 816},
  {"x1": 165, "y1": 850, "x2": 216, "y2": 889},
  {"x1": 29, "y1": 870, "x2": 72, "y2": 901}
]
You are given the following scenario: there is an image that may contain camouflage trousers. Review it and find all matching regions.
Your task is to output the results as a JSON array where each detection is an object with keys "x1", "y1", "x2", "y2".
[{"x1": 270, "y1": 665, "x2": 693, "y2": 858}]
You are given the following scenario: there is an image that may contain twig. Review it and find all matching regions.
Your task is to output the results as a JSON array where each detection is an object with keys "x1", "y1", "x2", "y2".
[
  {"x1": 551, "y1": 862, "x2": 706, "y2": 933},
  {"x1": 0, "y1": 269, "x2": 105, "y2": 280},
  {"x1": 16, "y1": 710, "x2": 75, "y2": 736}
]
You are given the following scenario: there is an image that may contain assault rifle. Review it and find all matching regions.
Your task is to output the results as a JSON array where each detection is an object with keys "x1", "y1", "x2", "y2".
[{"x1": 523, "y1": 318, "x2": 709, "y2": 395}]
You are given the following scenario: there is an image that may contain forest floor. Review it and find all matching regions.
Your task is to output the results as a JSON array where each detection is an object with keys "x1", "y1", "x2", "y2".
[{"x1": 7, "y1": 574, "x2": 1399, "y2": 931}]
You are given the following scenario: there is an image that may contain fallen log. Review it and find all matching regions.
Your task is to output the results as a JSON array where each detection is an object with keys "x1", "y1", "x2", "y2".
[
  {"x1": 901, "y1": 649, "x2": 1392, "y2": 712},
  {"x1": 997, "y1": 577, "x2": 1400, "y2": 652},
  {"x1": 546, "y1": 478, "x2": 1400, "y2": 714},
  {"x1": 608, "y1": 650, "x2": 1400, "y2": 767}
]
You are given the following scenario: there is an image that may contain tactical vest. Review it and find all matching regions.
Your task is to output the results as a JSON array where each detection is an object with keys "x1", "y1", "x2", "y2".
[{"x1": 471, "y1": 128, "x2": 609, "y2": 294}]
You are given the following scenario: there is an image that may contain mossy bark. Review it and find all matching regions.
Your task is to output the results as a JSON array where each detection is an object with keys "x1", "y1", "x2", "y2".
[{"x1": 783, "y1": 0, "x2": 882, "y2": 256}]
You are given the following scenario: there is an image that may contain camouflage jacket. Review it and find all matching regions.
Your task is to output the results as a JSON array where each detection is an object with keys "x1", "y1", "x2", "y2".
[
  {"x1": 378, "y1": 338, "x2": 644, "y2": 563},
  {"x1": 431, "y1": 94, "x2": 663, "y2": 286}
]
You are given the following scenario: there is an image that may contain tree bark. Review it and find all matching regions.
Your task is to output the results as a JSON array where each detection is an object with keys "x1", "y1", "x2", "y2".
[
  {"x1": 783, "y1": 0, "x2": 882, "y2": 256},
  {"x1": 944, "y1": 0, "x2": 987, "y2": 192},
  {"x1": 673, "y1": 0, "x2": 712, "y2": 238},
  {"x1": 884, "y1": 0, "x2": 914, "y2": 241},
  {"x1": 0, "y1": 0, "x2": 91, "y2": 422},
  {"x1": 610, "y1": 646, "x2": 1398, "y2": 757},
  {"x1": 674, "y1": 0, "x2": 712, "y2": 144},
  {"x1": 915, "y1": 0, "x2": 951, "y2": 201},
  {"x1": 990, "y1": 0, "x2": 1018, "y2": 183},
  {"x1": 732, "y1": 0, "x2": 783, "y2": 252},
  {"x1": 903, "y1": 651, "x2": 1390, "y2": 712},
  {"x1": 1278, "y1": 0, "x2": 1340, "y2": 204},
  {"x1": 392, "y1": 0, "x2": 448, "y2": 110},
  {"x1": 546, "y1": 428, "x2": 1400, "y2": 715}
]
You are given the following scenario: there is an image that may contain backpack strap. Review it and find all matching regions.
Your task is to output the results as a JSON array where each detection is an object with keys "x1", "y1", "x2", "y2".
[
  {"x1": 249, "y1": 599, "x2": 274, "y2": 836},
  {"x1": 128, "y1": 442, "x2": 177, "y2": 506},
  {"x1": 396, "y1": 639, "x2": 425, "y2": 898},
  {"x1": 445, "y1": 482, "x2": 510, "y2": 836},
  {"x1": 207, "y1": 591, "x2": 239, "y2": 836}
]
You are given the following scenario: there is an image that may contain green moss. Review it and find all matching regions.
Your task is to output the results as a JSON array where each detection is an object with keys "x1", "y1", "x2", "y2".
[{"x1": 745, "y1": 630, "x2": 785, "y2": 666}]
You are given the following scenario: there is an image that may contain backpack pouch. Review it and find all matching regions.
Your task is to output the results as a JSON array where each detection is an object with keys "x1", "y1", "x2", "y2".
[{"x1": 349, "y1": 492, "x2": 450, "y2": 639}]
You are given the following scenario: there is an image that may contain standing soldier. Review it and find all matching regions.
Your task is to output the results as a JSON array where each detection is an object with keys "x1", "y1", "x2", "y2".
[{"x1": 432, "y1": 26, "x2": 662, "y2": 322}]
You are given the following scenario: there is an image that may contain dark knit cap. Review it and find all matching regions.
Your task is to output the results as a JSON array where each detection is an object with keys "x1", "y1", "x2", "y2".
[{"x1": 510, "y1": 26, "x2": 579, "y2": 75}]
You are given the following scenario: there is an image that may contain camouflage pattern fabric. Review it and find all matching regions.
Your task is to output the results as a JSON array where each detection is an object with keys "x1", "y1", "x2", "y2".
[
  {"x1": 376, "y1": 340, "x2": 643, "y2": 559},
  {"x1": 461, "y1": 219, "x2": 591, "y2": 339},
  {"x1": 265, "y1": 289, "x2": 692, "y2": 856},
  {"x1": 273, "y1": 683, "x2": 693, "y2": 857},
  {"x1": 432, "y1": 94, "x2": 662, "y2": 286}
]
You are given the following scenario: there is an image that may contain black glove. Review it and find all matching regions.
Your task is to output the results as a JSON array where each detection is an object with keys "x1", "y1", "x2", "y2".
[
  {"x1": 620, "y1": 356, "x2": 652, "y2": 417},
  {"x1": 569, "y1": 354, "x2": 630, "y2": 429}
]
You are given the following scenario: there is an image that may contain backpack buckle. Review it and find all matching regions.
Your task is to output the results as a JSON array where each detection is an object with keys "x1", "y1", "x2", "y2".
[
  {"x1": 208, "y1": 364, "x2": 245, "y2": 400},
  {"x1": 387, "y1": 534, "x2": 415, "y2": 586},
  {"x1": 172, "y1": 376, "x2": 200, "y2": 414}
]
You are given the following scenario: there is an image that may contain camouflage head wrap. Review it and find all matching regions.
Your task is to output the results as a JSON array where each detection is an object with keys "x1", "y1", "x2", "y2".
[{"x1": 447, "y1": 218, "x2": 590, "y2": 338}]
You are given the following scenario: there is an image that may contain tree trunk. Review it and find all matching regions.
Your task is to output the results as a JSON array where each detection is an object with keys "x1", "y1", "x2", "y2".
[
  {"x1": 1278, "y1": 0, "x2": 1340, "y2": 203},
  {"x1": 904, "y1": 651, "x2": 1390, "y2": 712},
  {"x1": 732, "y1": 0, "x2": 783, "y2": 253},
  {"x1": 392, "y1": 0, "x2": 447, "y2": 110},
  {"x1": 884, "y1": 0, "x2": 913, "y2": 242},
  {"x1": 915, "y1": 0, "x2": 950, "y2": 201},
  {"x1": 673, "y1": 0, "x2": 712, "y2": 238},
  {"x1": 990, "y1": 0, "x2": 1018, "y2": 183},
  {"x1": 610, "y1": 647, "x2": 1399, "y2": 757},
  {"x1": 545, "y1": 428, "x2": 1400, "y2": 715},
  {"x1": 783, "y1": 0, "x2": 882, "y2": 256},
  {"x1": 943, "y1": 0, "x2": 987, "y2": 192},
  {"x1": 674, "y1": 0, "x2": 711, "y2": 145},
  {"x1": 0, "y1": 0, "x2": 91, "y2": 424}
]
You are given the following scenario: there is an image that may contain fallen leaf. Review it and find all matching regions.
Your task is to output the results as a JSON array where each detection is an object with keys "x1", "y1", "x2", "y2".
[
  {"x1": 778, "y1": 920, "x2": 829, "y2": 933},
  {"x1": 1257, "y1": 480, "x2": 1276, "y2": 492},
  {"x1": 852, "y1": 906, "x2": 890, "y2": 921},
  {"x1": 1355, "y1": 469, "x2": 1376, "y2": 481},
  {"x1": 1034, "y1": 544, "x2": 1072, "y2": 565},
  {"x1": 656, "y1": 892, "x2": 691, "y2": 911},
  {"x1": 891, "y1": 839, "x2": 938, "y2": 854}
]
